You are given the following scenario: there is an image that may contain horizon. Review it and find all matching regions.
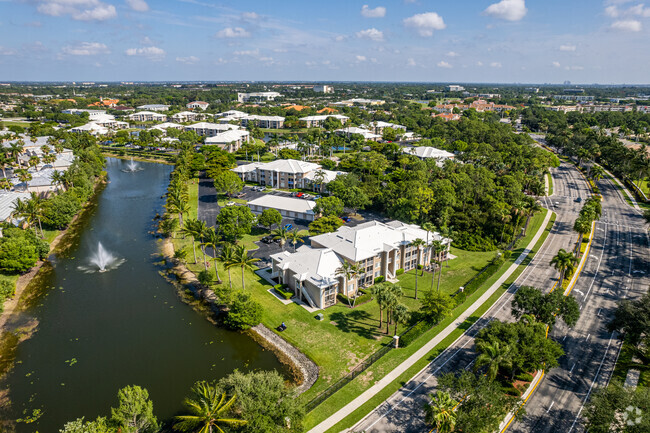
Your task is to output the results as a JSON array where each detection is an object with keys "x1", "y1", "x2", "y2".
[{"x1": 1, "y1": 0, "x2": 650, "y2": 83}]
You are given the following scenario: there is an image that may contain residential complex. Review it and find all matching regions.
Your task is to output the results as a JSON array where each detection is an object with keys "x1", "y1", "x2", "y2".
[
  {"x1": 240, "y1": 115, "x2": 285, "y2": 129},
  {"x1": 300, "y1": 114, "x2": 349, "y2": 128},
  {"x1": 270, "y1": 221, "x2": 451, "y2": 309},
  {"x1": 204, "y1": 129, "x2": 250, "y2": 152},
  {"x1": 248, "y1": 194, "x2": 317, "y2": 221},
  {"x1": 136, "y1": 104, "x2": 170, "y2": 111},
  {"x1": 128, "y1": 111, "x2": 168, "y2": 122},
  {"x1": 184, "y1": 122, "x2": 243, "y2": 137},
  {"x1": 232, "y1": 159, "x2": 343, "y2": 192},
  {"x1": 186, "y1": 101, "x2": 209, "y2": 110},
  {"x1": 313, "y1": 85, "x2": 334, "y2": 93},
  {"x1": 237, "y1": 92, "x2": 282, "y2": 103},
  {"x1": 171, "y1": 111, "x2": 204, "y2": 122}
]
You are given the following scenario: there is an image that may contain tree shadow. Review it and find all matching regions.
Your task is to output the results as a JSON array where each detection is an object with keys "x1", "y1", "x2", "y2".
[{"x1": 330, "y1": 309, "x2": 381, "y2": 340}]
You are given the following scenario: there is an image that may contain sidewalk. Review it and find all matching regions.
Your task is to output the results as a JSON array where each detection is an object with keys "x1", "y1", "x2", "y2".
[{"x1": 308, "y1": 209, "x2": 553, "y2": 433}]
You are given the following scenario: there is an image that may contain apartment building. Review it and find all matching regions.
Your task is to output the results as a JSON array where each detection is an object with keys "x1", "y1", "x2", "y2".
[
  {"x1": 313, "y1": 85, "x2": 334, "y2": 93},
  {"x1": 240, "y1": 115, "x2": 285, "y2": 129},
  {"x1": 270, "y1": 221, "x2": 451, "y2": 309},
  {"x1": 171, "y1": 111, "x2": 204, "y2": 122},
  {"x1": 184, "y1": 122, "x2": 243, "y2": 137},
  {"x1": 136, "y1": 104, "x2": 170, "y2": 112},
  {"x1": 237, "y1": 92, "x2": 282, "y2": 103},
  {"x1": 204, "y1": 129, "x2": 250, "y2": 152},
  {"x1": 300, "y1": 114, "x2": 349, "y2": 128},
  {"x1": 187, "y1": 101, "x2": 209, "y2": 110},
  {"x1": 232, "y1": 159, "x2": 342, "y2": 192},
  {"x1": 128, "y1": 111, "x2": 168, "y2": 122}
]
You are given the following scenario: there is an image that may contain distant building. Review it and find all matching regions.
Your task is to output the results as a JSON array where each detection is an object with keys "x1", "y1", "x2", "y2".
[
  {"x1": 553, "y1": 95, "x2": 594, "y2": 102},
  {"x1": 366, "y1": 121, "x2": 407, "y2": 135},
  {"x1": 248, "y1": 195, "x2": 317, "y2": 221},
  {"x1": 447, "y1": 85, "x2": 465, "y2": 92},
  {"x1": 171, "y1": 111, "x2": 204, "y2": 123},
  {"x1": 136, "y1": 104, "x2": 170, "y2": 112},
  {"x1": 402, "y1": 146, "x2": 455, "y2": 165},
  {"x1": 300, "y1": 114, "x2": 349, "y2": 128},
  {"x1": 313, "y1": 85, "x2": 334, "y2": 93},
  {"x1": 232, "y1": 159, "x2": 343, "y2": 192},
  {"x1": 335, "y1": 126, "x2": 381, "y2": 141},
  {"x1": 187, "y1": 101, "x2": 209, "y2": 110},
  {"x1": 240, "y1": 115, "x2": 285, "y2": 129},
  {"x1": 128, "y1": 111, "x2": 168, "y2": 122},
  {"x1": 204, "y1": 129, "x2": 250, "y2": 152},
  {"x1": 184, "y1": 122, "x2": 243, "y2": 137},
  {"x1": 237, "y1": 92, "x2": 282, "y2": 103}
]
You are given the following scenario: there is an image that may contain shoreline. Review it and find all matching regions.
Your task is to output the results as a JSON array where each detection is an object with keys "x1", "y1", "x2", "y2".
[
  {"x1": 102, "y1": 151, "x2": 175, "y2": 165},
  {"x1": 159, "y1": 237, "x2": 319, "y2": 393},
  {"x1": 0, "y1": 176, "x2": 108, "y2": 340}
]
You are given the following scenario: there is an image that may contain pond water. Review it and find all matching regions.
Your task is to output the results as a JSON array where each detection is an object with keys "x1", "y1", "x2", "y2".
[{"x1": 1, "y1": 157, "x2": 286, "y2": 431}]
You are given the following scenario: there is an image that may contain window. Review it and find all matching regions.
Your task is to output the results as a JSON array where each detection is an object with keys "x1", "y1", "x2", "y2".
[{"x1": 374, "y1": 270, "x2": 380, "y2": 278}]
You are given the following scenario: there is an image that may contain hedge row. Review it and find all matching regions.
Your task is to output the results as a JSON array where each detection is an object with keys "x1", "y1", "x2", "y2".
[{"x1": 273, "y1": 284, "x2": 293, "y2": 300}]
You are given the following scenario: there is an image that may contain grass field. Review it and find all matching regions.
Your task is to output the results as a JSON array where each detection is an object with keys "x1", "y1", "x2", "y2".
[{"x1": 547, "y1": 171, "x2": 554, "y2": 195}]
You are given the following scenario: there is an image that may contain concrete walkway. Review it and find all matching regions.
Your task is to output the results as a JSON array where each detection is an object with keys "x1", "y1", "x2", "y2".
[{"x1": 307, "y1": 208, "x2": 553, "y2": 433}]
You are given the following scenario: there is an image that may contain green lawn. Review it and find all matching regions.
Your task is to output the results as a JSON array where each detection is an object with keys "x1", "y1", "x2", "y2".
[
  {"x1": 171, "y1": 180, "x2": 551, "y2": 430},
  {"x1": 547, "y1": 172, "x2": 554, "y2": 196},
  {"x1": 636, "y1": 178, "x2": 649, "y2": 196}
]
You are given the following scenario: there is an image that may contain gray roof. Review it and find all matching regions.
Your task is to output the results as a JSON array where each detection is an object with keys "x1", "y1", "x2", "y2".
[
  {"x1": 0, "y1": 191, "x2": 30, "y2": 221},
  {"x1": 248, "y1": 195, "x2": 316, "y2": 215},
  {"x1": 271, "y1": 246, "x2": 343, "y2": 289}
]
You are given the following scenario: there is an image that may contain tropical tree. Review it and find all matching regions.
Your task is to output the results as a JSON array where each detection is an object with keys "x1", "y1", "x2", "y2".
[
  {"x1": 50, "y1": 169, "x2": 66, "y2": 191},
  {"x1": 424, "y1": 391, "x2": 457, "y2": 433},
  {"x1": 271, "y1": 226, "x2": 290, "y2": 251},
  {"x1": 411, "y1": 238, "x2": 426, "y2": 300},
  {"x1": 384, "y1": 283, "x2": 403, "y2": 334},
  {"x1": 173, "y1": 381, "x2": 247, "y2": 433},
  {"x1": 335, "y1": 261, "x2": 361, "y2": 305},
  {"x1": 371, "y1": 282, "x2": 391, "y2": 329},
  {"x1": 0, "y1": 153, "x2": 13, "y2": 179},
  {"x1": 420, "y1": 289, "x2": 453, "y2": 324},
  {"x1": 8, "y1": 140, "x2": 24, "y2": 165},
  {"x1": 231, "y1": 245, "x2": 259, "y2": 291},
  {"x1": 550, "y1": 248, "x2": 578, "y2": 284},
  {"x1": 474, "y1": 340, "x2": 513, "y2": 381},
  {"x1": 287, "y1": 228, "x2": 303, "y2": 252},
  {"x1": 0, "y1": 178, "x2": 12, "y2": 191},
  {"x1": 573, "y1": 217, "x2": 591, "y2": 258},
  {"x1": 422, "y1": 222, "x2": 436, "y2": 274},
  {"x1": 204, "y1": 227, "x2": 222, "y2": 284},
  {"x1": 590, "y1": 164, "x2": 605, "y2": 181},
  {"x1": 392, "y1": 303, "x2": 410, "y2": 335},
  {"x1": 180, "y1": 219, "x2": 201, "y2": 264},
  {"x1": 430, "y1": 240, "x2": 446, "y2": 292},
  {"x1": 219, "y1": 244, "x2": 236, "y2": 289},
  {"x1": 168, "y1": 190, "x2": 190, "y2": 228},
  {"x1": 15, "y1": 168, "x2": 32, "y2": 191}
]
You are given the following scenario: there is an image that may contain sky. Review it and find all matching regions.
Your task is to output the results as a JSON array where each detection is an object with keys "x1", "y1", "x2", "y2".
[{"x1": 0, "y1": 0, "x2": 649, "y2": 84}]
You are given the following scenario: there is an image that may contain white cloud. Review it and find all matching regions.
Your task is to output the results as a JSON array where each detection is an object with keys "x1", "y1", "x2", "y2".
[
  {"x1": 125, "y1": 0, "x2": 148, "y2": 12},
  {"x1": 477, "y1": 61, "x2": 484, "y2": 66},
  {"x1": 552, "y1": 61, "x2": 561, "y2": 68},
  {"x1": 446, "y1": 51, "x2": 460, "y2": 57},
  {"x1": 233, "y1": 49, "x2": 260, "y2": 56},
  {"x1": 241, "y1": 11, "x2": 259, "y2": 20},
  {"x1": 559, "y1": 44, "x2": 576, "y2": 51},
  {"x1": 0, "y1": 46, "x2": 17, "y2": 56},
  {"x1": 356, "y1": 55, "x2": 367, "y2": 62},
  {"x1": 403, "y1": 12, "x2": 446, "y2": 37},
  {"x1": 361, "y1": 5, "x2": 386, "y2": 18},
  {"x1": 356, "y1": 28, "x2": 384, "y2": 41},
  {"x1": 490, "y1": 61, "x2": 502, "y2": 68},
  {"x1": 36, "y1": 0, "x2": 117, "y2": 21},
  {"x1": 565, "y1": 65, "x2": 584, "y2": 70},
  {"x1": 606, "y1": 4, "x2": 650, "y2": 19},
  {"x1": 605, "y1": 5, "x2": 619, "y2": 18},
  {"x1": 407, "y1": 58, "x2": 416, "y2": 67},
  {"x1": 483, "y1": 0, "x2": 527, "y2": 22},
  {"x1": 611, "y1": 19, "x2": 642, "y2": 31},
  {"x1": 216, "y1": 27, "x2": 251, "y2": 38},
  {"x1": 125, "y1": 46, "x2": 166, "y2": 60},
  {"x1": 437, "y1": 60, "x2": 452, "y2": 68},
  {"x1": 334, "y1": 35, "x2": 347, "y2": 42},
  {"x1": 62, "y1": 41, "x2": 110, "y2": 56},
  {"x1": 176, "y1": 55, "x2": 199, "y2": 64}
]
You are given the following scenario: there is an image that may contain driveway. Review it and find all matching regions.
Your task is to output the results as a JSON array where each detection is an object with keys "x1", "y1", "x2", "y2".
[{"x1": 197, "y1": 175, "x2": 220, "y2": 227}]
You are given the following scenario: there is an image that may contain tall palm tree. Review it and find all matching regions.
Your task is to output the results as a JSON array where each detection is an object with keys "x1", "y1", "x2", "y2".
[
  {"x1": 50, "y1": 170, "x2": 66, "y2": 191},
  {"x1": 204, "y1": 228, "x2": 222, "y2": 284},
  {"x1": 287, "y1": 228, "x2": 303, "y2": 252},
  {"x1": 392, "y1": 303, "x2": 410, "y2": 335},
  {"x1": 474, "y1": 340, "x2": 513, "y2": 381},
  {"x1": 180, "y1": 219, "x2": 201, "y2": 264},
  {"x1": 384, "y1": 283, "x2": 403, "y2": 334},
  {"x1": 429, "y1": 240, "x2": 445, "y2": 292},
  {"x1": 590, "y1": 165, "x2": 605, "y2": 181},
  {"x1": 27, "y1": 192, "x2": 45, "y2": 238},
  {"x1": 335, "y1": 261, "x2": 361, "y2": 305},
  {"x1": 218, "y1": 244, "x2": 236, "y2": 289},
  {"x1": 0, "y1": 153, "x2": 12, "y2": 179},
  {"x1": 371, "y1": 282, "x2": 391, "y2": 329},
  {"x1": 573, "y1": 217, "x2": 591, "y2": 258},
  {"x1": 28, "y1": 155, "x2": 40, "y2": 170},
  {"x1": 173, "y1": 381, "x2": 247, "y2": 433},
  {"x1": 231, "y1": 245, "x2": 260, "y2": 291},
  {"x1": 421, "y1": 222, "x2": 436, "y2": 275},
  {"x1": 8, "y1": 141, "x2": 24, "y2": 166},
  {"x1": 410, "y1": 238, "x2": 426, "y2": 300},
  {"x1": 167, "y1": 189, "x2": 190, "y2": 229},
  {"x1": 522, "y1": 199, "x2": 542, "y2": 236},
  {"x1": 550, "y1": 248, "x2": 578, "y2": 284},
  {"x1": 271, "y1": 226, "x2": 290, "y2": 251},
  {"x1": 425, "y1": 391, "x2": 457, "y2": 433},
  {"x1": 0, "y1": 178, "x2": 11, "y2": 191},
  {"x1": 15, "y1": 169, "x2": 32, "y2": 191}
]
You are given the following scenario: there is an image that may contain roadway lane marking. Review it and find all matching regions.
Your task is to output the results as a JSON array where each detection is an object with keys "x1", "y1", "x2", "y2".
[
  {"x1": 585, "y1": 334, "x2": 590, "y2": 342},
  {"x1": 546, "y1": 402, "x2": 554, "y2": 413},
  {"x1": 569, "y1": 363, "x2": 576, "y2": 373}
]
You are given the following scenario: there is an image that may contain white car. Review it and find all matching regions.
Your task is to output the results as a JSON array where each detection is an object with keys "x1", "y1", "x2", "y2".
[{"x1": 226, "y1": 201, "x2": 235, "y2": 206}]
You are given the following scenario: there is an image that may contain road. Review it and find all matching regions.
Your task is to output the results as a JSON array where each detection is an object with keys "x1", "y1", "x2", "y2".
[
  {"x1": 352, "y1": 161, "x2": 592, "y2": 433},
  {"x1": 509, "y1": 174, "x2": 650, "y2": 433}
]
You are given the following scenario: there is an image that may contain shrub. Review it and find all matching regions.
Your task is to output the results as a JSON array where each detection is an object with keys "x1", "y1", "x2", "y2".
[
  {"x1": 0, "y1": 280, "x2": 15, "y2": 300},
  {"x1": 516, "y1": 372, "x2": 534, "y2": 382},
  {"x1": 43, "y1": 192, "x2": 82, "y2": 229},
  {"x1": 273, "y1": 284, "x2": 293, "y2": 300},
  {"x1": 395, "y1": 268, "x2": 405, "y2": 276},
  {"x1": 197, "y1": 269, "x2": 213, "y2": 287},
  {"x1": 224, "y1": 292, "x2": 263, "y2": 330},
  {"x1": 374, "y1": 276, "x2": 385, "y2": 284},
  {"x1": 399, "y1": 321, "x2": 432, "y2": 348},
  {"x1": 0, "y1": 237, "x2": 39, "y2": 273},
  {"x1": 503, "y1": 386, "x2": 523, "y2": 397}
]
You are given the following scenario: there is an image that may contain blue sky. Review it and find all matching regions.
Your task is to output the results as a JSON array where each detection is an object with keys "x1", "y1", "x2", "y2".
[{"x1": 0, "y1": 0, "x2": 649, "y2": 83}]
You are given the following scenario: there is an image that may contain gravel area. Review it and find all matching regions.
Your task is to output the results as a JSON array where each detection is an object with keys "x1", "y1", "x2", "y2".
[{"x1": 251, "y1": 323, "x2": 319, "y2": 394}]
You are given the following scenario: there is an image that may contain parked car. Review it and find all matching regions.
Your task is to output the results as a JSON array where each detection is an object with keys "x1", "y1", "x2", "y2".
[
  {"x1": 261, "y1": 236, "x2": 274, "y2": 244},
  {"x1": 313, "y1": 195, "x2": 322, "y2": 200},
  {"x1": 236, "y1": 192, "x2": 246, "y2": 198},
  {"x1": 341, "y1": 217, "x2": 351, "y2": 222},
  {"x1": 574, "y1": 197, "x2": 582, "y2": 203},
  {"x1": 303, "y1": 194, "x2": 312, "y2": 199},
  {"x1": 283, "y1": 223, "x2": 293, "y2": 230},
  {"x1": 295, "y1": 192, "x2": 304, "y2": 198},
  {"x1": 226, "y1": 201, "x2": 235, "y2": 206}
]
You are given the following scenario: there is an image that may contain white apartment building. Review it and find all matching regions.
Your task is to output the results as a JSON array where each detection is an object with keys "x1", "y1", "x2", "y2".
[
  {"x1": 187, "y1": 101, "x2": 209, "y2": 110},
  {"x1": 313, "y1": 85, "x2": 334, "y2": 93},
  {"x1": 300, "y1": 114, "x2": 349, "y2": 128},
  {"x1": 402, "y1": 146, "x2": 455, "y2": 165},
  {"x1": 240, "y1": 115, "x2": 285, "y2": 129},
  {"x1": 184, "y1": 122, "x2": 243, "y2": 137},
  {"x1": 204, "y1": 129, "x2": 250, "y2": 152},
  {"x1": 232, "y1": 159, "x2": 343, "y2": 192},
  {"x1": 171, "y1": 111, "x2": 204, "y2": 122},
  {"x1": 136, "y1": 104, "x2": 170, "y2": 112},
  {"x1": 447, "y1": 85, "x2": 465, "y2": 92},
  {"x1": 237, "y1": 92, "x2": 282, "y2": 103},
  {"x1": 128, "y1": 111, "x2": 168, "y2": 122}
]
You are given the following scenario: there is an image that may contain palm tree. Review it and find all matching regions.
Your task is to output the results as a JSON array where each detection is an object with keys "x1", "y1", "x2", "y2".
[
  {"x1": 27, "y1": 192, "x2": 45, "y2": 238},
  {"x1": 522, "y1": 199, "x2": 542, "y2": 236},
  {"x1": 550, "y1": 248, "x2": 578, "y2": 284},
  {"x1": 15, "y1": 169, "x2": 32, "y2": 191},
  {"x1": 8, "y1": 141, "x2": 24, "y2": 166},
  {"x1": 424, "y1": 391, "x2": 457, "y2": 433},
  {"x1": 429, "y1": 240, "x2": 445, "y2": 292},
  {"x1": 28, "y1": 155, "x2": 40, "y2": 170},
  {"x1": 194, "y1": 220, "x2": 210, "y2": 271},
  {"x1": 231, "y1": 245, "x2": 259, "y2": 291},
  {"x1": 335, "y1": 261, "x2": 361, "y2": 305},
  {"x1": 0, "y1": 178, "x2": 11, "y2": 191},
  {"x1": 180, "y1": 219, "x2": 201, "y2": 264},
  {"x1": 0, "y1": 153, "x2": 12, "y2": 179},
  {"x1": 50, "y1": 170, "x2": 66, "y2": 191},
  {"x1": 167, "y1": 190, "x2": 190, "y2": 229},
  {"x1": 371, "y1": 282, "x2": 391, "y2": 329},
  {"x1": 204, "y1": 228, "x2": 222, "y2": 284},
  {"x1": 573, "y1": 217, "x2": 591, "y2": 258},
  {"x1": 384, "y1": 283, "x2": 403, "y2": 334},
  {"x1": 590, "y1": 165, "x2": 605, "y2": 181},
  {"x1": 173, "y1": 381, "x2": 247, "y2": 433},
  {"x1": 392, "y1": 303, "x2": 410, "y2": 335},
  {"x1": 219, "y1": 244, "x2": 236, "y2": 289},
  {"x1": 422, "y1": 222, "x2": 436, "y2": 273},
  {"x1": 271, "y1": 226, "x2": 290, "y2": 251},
  {"x1": 287, "y1": 228, "x2": 303, "y2": 252},
  {"x1": 411, "y1": 238, "x2": 426, "y2": 300},
  {"x1": 474, "y1": 340, "x2": 513, "y2": 381}
]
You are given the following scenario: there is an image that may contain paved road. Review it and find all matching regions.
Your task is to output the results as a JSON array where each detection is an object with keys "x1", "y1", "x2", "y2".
[
  {"x1": 352, "y1": 161, "x2": 592, "y2": 433},
  {"x1": 509, "y1": 174, "x2": 650, "y2": 433},
  {"x1": 197, "y1": 176, "x2": 220, "y2": 227}
]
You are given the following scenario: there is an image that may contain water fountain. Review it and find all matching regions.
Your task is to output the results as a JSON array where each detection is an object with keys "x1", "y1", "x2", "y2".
[
  {"x1": 122, "y1": 157, "x2": 142, "y2": 173},
  {"x1": 81, "y1": 242, "x2": 124, "y2": 273}
]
